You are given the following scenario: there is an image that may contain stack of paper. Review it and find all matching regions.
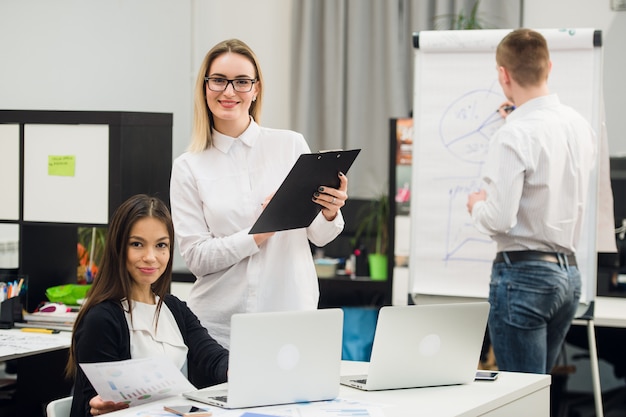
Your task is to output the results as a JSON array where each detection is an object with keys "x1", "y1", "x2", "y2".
[{"x1": 16, "y1": 311, "x2": 78, "y2": 331}]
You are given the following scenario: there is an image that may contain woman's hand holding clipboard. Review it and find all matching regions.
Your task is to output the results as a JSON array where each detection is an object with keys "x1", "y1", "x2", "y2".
[{"x1": 249, "y1": 149, "x2": 360, "y2": 234}]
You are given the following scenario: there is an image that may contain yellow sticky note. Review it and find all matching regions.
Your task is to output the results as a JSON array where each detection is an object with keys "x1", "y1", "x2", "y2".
[{"x1": 48, "y1": 155, "x2": 76, "y2": 177}]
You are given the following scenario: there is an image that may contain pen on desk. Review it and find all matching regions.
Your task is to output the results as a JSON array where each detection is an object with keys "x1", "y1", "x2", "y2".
[{"x1": 21, "y1": 328, "x2": 61, "y2": 334}]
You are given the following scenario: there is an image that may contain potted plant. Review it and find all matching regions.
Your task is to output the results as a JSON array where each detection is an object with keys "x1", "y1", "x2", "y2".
[
  {"x1": 434, "y1": 0, "x2": 490, "y2": 30},
  {"x1": 77, "y1": 226, "x2": 107, "y2": 284},
  {"x1": 353, "y1": 194, "x2": 390, "y2": 280}
]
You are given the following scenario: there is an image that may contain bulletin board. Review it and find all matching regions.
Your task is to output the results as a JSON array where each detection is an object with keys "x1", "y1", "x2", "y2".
[{"x1": 23, "y1": 124, "x2": 109, "y2": 224}]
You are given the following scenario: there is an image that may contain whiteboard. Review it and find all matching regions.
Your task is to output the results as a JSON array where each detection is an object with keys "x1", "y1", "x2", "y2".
[
  {"x1": 409, "y1": 28, "x2": 602, "y2": 303},
  {"x1": 0, "y1": 224, "x2": 19, "y2": 269},
  {"x1": 23, "y1": 124, "x2": 109, "y2": 224},
  {"x1": 0, "y1": 124, "x2": 20, "y2": 220}
]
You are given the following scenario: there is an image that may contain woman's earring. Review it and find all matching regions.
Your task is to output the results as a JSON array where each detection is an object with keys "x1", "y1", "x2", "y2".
[{"x1": 252, "y1": 96, "x2": 257, "y2": 102}]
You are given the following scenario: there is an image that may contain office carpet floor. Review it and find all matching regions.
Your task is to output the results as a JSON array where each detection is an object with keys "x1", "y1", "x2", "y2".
[
  {"x1": 0, "y1": 362, "x2": 17, "y2": 417},
  {"x1": 555, "y1": 386, "x2": 626, "y2": 417}
]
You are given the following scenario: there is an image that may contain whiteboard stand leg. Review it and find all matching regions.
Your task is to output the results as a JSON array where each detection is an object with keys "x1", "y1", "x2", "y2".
[{"x1": 587, "y1": 319, "x2": 603, "y2": 417}]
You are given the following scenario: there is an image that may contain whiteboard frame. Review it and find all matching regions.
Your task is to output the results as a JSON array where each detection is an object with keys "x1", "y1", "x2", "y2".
[
  {"x1": 0, "y1": 124, "x2": 20, "y2": 221},
  {"x1": 409, "y1": 28, "x2": 602, "y2": 304},
  {"x1": 23, "y1": 124, "x2": 109, "y2": 224}
]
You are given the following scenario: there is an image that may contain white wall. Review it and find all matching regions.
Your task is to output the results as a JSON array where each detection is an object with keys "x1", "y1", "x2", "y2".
[
  {"x1": 3, "y1": 1, "x2": 621, "y2": 162},
  {"x1": 190, "y1": 1, "x2": 293, "y2": 158},
  {"x1": 2, "y1": 0, "x2": 624, "y2": 270},
  {"x1": 0, "y1": 0, "x2": 293, "y2": 161},
  {"x1": 523, "y1": 0, "x2": 626, "y2": 156},
  {"x1": 0, "y1": 0, "x2": 293, "y2": 272},
  {"x1": 0, "y1": 0, "x2": 192, "y2": 158}
]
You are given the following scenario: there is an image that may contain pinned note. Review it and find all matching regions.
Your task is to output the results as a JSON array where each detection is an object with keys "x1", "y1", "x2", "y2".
[{"x1": 48, "y1": 155, "x2": 76, "y2": 177}]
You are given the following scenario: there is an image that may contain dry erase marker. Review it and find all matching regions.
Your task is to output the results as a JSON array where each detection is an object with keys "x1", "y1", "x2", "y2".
[
  {"x1": 496, "y1": 105, "x2": 516, "y2": 114},
  {"x1": 21, "y1": 328, "x2": 60, "y2": 334}
]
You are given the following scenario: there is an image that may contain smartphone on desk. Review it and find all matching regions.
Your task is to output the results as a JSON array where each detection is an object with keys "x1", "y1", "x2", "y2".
[
  {"x1": 475, "y1": 371, "x2": 499, "y2": 381},
  {"x1": 163, "y1": 405, "x2": 212, "y2": 416}
]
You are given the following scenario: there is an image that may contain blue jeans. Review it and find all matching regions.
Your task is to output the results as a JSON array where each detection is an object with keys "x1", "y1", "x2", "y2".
[{"x1": 488, "y1": 253, "x2": 581, "y2": 374}]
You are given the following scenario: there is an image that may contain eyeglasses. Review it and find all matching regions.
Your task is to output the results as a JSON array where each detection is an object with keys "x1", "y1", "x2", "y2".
[{"x1": 204, "y1": 77, "x2": 257, "y2": 92}]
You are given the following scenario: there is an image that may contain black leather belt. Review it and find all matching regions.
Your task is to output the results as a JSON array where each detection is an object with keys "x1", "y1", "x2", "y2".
[{"x1": 494, "y1": 251, "x2": 577, "y2": 266}]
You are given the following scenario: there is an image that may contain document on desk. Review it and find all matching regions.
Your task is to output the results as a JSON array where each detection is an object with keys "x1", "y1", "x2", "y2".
[
  {"x1": 79, "y1": 356, "x2": 196, "y2": 407},
  {"x1": 249, "y1": 149, "x2": 360, "y2": 234},
  {"x1": 0, "y1": 329, "x2": 71, "y2": 358},
  {"x1": 108, "y1": 398, "x2": 384, "y2": 417}
]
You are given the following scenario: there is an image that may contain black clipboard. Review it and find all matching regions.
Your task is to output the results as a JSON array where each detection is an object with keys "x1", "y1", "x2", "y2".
[{"x1": 249, "y1": 149, "x2": 360, "y2": 234}]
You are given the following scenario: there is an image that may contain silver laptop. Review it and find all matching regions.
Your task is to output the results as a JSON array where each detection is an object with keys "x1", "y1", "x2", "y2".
[
  {"x1": 184, "y1": 308, "x2": 343, "y2": 408},
  {"x1": 341, "y1": 302, "x2": 490, "y2": 391}
]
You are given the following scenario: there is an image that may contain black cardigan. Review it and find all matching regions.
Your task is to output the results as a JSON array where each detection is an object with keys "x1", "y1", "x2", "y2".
[{"x1": 69, "y1": 294, "x2": 229, "y2": 417}]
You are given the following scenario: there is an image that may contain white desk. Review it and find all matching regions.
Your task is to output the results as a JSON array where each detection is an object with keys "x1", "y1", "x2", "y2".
[
  {"x1": 569, "y1": 296, "x2": 626, "y2": 417},
  {"x1": 0, "y1": 328, "x2": 71, "y2": 361},
  {"x1": 107, "y1": 361, "x2": 550, "y2": 417},
  {"x1": 0, "y1": 328, "x2": 72, "y2": 416},
  {"x1": 588, "y1": 296, "x2": 626, "y2": 328}
]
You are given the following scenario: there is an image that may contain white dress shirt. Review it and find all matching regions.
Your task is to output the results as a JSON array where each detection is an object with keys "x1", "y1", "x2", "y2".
[
  {"x1": 170, "y1": 119, "x2": 344, "y2": 348},
  {"x1": 471, "y1": 94, "x2": 596, "y2": 254},
  {"x1": 123, "y1": 299, "x2": 189, "y2": 376}
]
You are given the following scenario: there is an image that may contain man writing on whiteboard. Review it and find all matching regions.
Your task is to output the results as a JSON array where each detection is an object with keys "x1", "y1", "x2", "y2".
[{"x1": 466, "y1": 28, "x2": 596, "y2": 374}]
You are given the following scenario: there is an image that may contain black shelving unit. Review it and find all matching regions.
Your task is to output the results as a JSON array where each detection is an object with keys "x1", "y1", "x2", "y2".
[{"x1": 0, "y1": 110, "x2": 172, "y2": 311}]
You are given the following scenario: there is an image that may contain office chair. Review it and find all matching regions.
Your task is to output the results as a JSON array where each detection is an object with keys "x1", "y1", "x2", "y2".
[{"x1": 46, "y1": 396, "x2": 72, "y2": 417}]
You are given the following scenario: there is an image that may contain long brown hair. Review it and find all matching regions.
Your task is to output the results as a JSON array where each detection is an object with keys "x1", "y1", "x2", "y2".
[
  {"x1": 189, "y1": 38, "x2": 264, "y2": 152},
  {"x1": 65, "y1": 194, "x2": 174, "y2": 378}
]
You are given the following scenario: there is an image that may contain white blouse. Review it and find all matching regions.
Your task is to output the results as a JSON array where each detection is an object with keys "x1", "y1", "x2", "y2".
[
  {"x1": 123, "y1": 298, "x2": 189, "y2": 376},
  {"x1": 170, "y1": 119, "x2": 344, "y2": 349}
]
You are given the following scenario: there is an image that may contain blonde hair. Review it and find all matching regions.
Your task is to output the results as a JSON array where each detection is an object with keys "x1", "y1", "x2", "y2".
[{"x1": 189, "y1": 39, "x2": 264, "y2": 152}]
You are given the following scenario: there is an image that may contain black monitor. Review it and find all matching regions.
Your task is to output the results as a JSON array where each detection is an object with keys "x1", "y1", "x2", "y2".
[
  {"x1": 610, "y1": 157, "x2": 626, "y2": 271},
  {"x1": 611, "y1": 157, "x2": 626, "y2": 229},
  {"x1": 596, "y1": 157, "x2": 626, "y2": 297}
]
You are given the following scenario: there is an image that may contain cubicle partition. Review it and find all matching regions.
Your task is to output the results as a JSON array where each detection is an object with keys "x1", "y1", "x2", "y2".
[{"x1": 0, "y1": 110, "x2": 172, "y2": 312}]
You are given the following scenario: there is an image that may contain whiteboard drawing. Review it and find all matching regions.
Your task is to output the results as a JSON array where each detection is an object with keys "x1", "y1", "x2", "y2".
[
  {"x1": 439, "y1": 88, "x2": 504, "y2": 165},
  {"x1": 438, "y1": 87, "x2": 504, "y2": 264},
  {"x1": 410, "y1": 28, "x2": 601, "y2": 300}
]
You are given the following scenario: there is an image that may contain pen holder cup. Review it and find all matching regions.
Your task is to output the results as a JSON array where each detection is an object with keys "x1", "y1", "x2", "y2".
[
  {"x1": 0, "y1": 274, "x2": 27, "y2": 327},
  {"x1": 0, "y1": 296, "x2": 24, "y2": 327}
]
